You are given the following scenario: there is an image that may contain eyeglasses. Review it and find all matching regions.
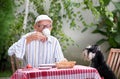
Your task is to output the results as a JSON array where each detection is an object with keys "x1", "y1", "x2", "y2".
[{"x1": 37, "y1": 24, "x2": 52, "y2": 29}]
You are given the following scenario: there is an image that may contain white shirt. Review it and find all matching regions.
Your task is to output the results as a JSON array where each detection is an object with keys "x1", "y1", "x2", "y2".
[{"x1": 8, "y1": 31, "x2": 65, "y2": 67}]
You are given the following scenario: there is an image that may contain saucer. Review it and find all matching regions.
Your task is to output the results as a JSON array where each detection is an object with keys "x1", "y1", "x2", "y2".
[
  {"x1": 39, "y1": 64, "x2": 56, "y2": 68},
  {"x1": 38, "y1": 67, "x2": 52, "y2": 70}
]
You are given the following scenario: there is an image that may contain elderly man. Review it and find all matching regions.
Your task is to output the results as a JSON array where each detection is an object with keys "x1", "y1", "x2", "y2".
[{"x1": 8, "y1": 15, "x2": 66, "y2": 67}]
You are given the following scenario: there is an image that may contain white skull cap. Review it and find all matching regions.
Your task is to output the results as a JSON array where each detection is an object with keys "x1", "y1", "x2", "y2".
[{"x1": 35, "y1": 15, "x2": 52, "y2": 23}]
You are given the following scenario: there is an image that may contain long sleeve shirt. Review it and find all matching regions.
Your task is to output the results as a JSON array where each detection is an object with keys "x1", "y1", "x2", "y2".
[{"x1": 8, "y1": 31, "x2": 65, "y2": 67}]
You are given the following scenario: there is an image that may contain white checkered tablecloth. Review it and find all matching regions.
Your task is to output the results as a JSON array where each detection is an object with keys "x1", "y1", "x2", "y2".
[{"x1": 10, "y1": 65, "x2": 102, "y2": 79}]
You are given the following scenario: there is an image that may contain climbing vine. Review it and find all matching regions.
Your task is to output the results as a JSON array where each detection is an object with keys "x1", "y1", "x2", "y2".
[{"x1": 28, "y1": 0, "x2": 82, "y2": 49}]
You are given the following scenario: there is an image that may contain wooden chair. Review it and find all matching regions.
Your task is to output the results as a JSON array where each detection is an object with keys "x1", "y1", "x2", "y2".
[
  {"x1": 10, "y1": 36, "x2": 35, "y2": 73},
  {"x1": 107, "y1": 48, "x2": 120, "y2": 79},
  {"x1": 10, "y1": 54, "x2": 22, "y2": 72}
]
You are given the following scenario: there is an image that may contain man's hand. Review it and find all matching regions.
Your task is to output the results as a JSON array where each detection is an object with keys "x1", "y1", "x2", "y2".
[{"x1": 26, "y1": 32, "x2": 47, "y2": 44}]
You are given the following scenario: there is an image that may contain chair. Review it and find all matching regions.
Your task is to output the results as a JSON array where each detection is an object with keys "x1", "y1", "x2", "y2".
[
  {"x1": 10, "y1": 54, "x2": 22, "y2": 72},
  {"x1": 107, "y1": 48, "x2": 120, "y2": 79},
  {"x1": 10, "y1": 36, "x2": 35, "y2": 73}
]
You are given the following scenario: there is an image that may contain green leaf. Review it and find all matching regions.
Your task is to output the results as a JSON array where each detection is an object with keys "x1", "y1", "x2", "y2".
[
  {"x1": 92, "y1": 29, "x2": 107, "y2": 36},
  {"x1": 112, "y1": 2, "x2": 120, "y2": 11},
  {"x1": 108, "y1": 37, "x2": 118, "y2": 47},
  {"x1": 115, "y1": 34, "x2": 120, "y2": 44},
  {"x1": 96, "y1": 38, "x2": 107, "y2": 45},
  {"x1": 81, "y1": 27, "x2": 88, "y2": 33},
  {"x1": 105, "y1": 18, "x2": 114, "y2": 26},
  {"x1": 103, "y1": 0, "x2": 111, "y2": 6}
]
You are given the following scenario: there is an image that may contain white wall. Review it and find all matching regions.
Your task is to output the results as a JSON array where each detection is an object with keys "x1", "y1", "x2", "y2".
[
  {"x1": 62, "y1": 24, "x2": 109, "y2": 65},
  {"x1": 61, "y1": 0, "x2": 119, "y2": 65}
]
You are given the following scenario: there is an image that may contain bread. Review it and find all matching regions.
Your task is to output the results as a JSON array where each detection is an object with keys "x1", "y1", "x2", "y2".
[{"x1": 56, "y1": 61, "x2": 76, "y2": 69}]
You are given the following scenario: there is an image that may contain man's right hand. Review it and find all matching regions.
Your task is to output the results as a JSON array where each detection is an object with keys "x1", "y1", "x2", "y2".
[{"x1": 26, "y1": 32, "x2": 47, "y2": 44}]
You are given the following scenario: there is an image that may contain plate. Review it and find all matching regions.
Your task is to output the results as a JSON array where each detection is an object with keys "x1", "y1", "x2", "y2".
[
  {"x1": 39, "y1": 64, "x2": 56, "y2": 68},
  {"x1": 38, "y1": 67, "x2": 52, "y2": 70},
  {"x1": 22, "y1": 68, "x2": 38, "y2": 71}
]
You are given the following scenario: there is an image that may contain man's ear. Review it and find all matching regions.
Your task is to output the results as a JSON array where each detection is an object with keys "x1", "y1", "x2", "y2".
[
  {"x1": 49, "y1": 26, "x2": 53, "y2": 31},
  {"x1": 34, "y1": 24, "x2": 37, "y2": 30}
]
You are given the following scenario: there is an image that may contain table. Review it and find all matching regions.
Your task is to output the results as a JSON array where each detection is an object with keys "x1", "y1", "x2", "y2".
[{"x1": 10, "y1": 65, "x2": 101, "y2": 79}]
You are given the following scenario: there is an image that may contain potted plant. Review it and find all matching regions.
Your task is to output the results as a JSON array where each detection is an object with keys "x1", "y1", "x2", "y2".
[
  {"x1": 82, "y1": 0, "x2": 120, "y2": 50},
  {"x1": 92, "y1": 2, "x2": 120, "y2": 49}
]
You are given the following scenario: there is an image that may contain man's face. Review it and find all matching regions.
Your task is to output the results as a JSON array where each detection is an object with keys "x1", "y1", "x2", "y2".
[{"x1": 34, "y1": 20, "x2": 52, "y2": 32}]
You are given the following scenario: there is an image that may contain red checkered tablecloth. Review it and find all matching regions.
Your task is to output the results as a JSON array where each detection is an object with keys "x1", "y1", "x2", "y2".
[{"x1": 10, "y1": 65, "x2": 102, "y2": 79}]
